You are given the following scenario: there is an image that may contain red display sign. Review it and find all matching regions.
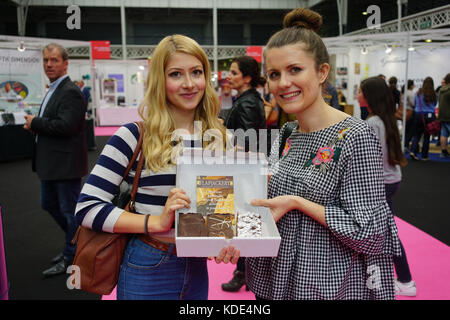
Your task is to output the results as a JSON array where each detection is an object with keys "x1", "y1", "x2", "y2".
[
  {"x1": 246, "y1": 46, "x2": 263, "y2": 63},
  {"x1": 90, "y1": 41, "x2": 111, "y2": 60}
]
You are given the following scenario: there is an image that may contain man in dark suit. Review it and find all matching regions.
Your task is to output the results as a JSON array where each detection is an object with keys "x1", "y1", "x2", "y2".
[{"x1": 23, "y1": 43, "x2": 88, "y2": 277}]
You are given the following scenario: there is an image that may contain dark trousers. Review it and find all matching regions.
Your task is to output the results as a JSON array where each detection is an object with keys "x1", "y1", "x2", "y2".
[
  {"x1": 40, "y1": 178, "x2": 82, "y2": 263},
  {"x1": 411, "y1": 113, "x2": 436, "y2": 158},
  {"x1": 404, "y1": 111, "x2": 415, "y2": 149},
  {"x1": 385, "y1": 182, "x2": 413, "y2": 283}
]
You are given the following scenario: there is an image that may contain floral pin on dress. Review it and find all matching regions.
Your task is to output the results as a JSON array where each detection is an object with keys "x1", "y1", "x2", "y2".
[{"x1": 305, "y1": 127, "x2": 350, "y2": 174}]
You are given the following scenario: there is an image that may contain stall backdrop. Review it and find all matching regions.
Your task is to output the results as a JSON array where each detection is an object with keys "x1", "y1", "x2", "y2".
[
  {"x1": 334, "y1": 46, "x2": 450, "y2": 118},
  {"x1": 68, "y1": 59, "x2": 147, "y2": 108},
  {"x1": 0, "y1": 48, "x2": 44, "y2": 113}
]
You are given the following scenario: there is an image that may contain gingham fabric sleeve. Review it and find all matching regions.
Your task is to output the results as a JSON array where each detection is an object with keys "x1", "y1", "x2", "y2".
[{"x1": 324, "y1": 126, "x2": 401, "y2": 256}]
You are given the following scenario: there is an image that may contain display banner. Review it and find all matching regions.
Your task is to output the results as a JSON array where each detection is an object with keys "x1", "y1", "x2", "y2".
[
  {"x1": 0, "y1": 48, "x2": 44, "y2": 113},
  {"x1": 246, "y1": 46, "x2": 263, "y2": 63},
  {"x1": 90, "y1": 40, "x2": 111, "y2": 60}
]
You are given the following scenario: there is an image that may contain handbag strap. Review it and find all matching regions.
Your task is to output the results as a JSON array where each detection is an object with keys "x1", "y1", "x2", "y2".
[
  {"x1": 122, "y1": 121, "x2": 144, "y2": 181},
  {"x1": 126, "y1": 121, "x2": 145, "y2": 212}
]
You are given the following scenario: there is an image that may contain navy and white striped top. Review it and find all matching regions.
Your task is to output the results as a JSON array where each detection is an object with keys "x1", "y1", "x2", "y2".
[{"x1": 75, "y1": 122, "x2": 199, "y2": 237}]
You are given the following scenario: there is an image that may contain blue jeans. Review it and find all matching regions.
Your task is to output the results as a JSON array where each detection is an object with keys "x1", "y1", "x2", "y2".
[
  {"x1": 117, "y1": 236, "x2": 209, "y2": 300},
  {"x1": 441, "y1": 121, "x2": 450, "y2": 138},
  {"x1": 40, "y1": 178, "x2": 82, "y2": 262}
]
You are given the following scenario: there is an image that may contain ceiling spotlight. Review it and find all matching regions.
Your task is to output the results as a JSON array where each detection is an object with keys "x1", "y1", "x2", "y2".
[
  {"x1": 425, "y1": 39, "x2": 432, "y2": 43},
  {"x1": 408, "y1": 46, "x2": 415, "y2": 51},
  {"x1": 17, "y1": 41, "x2": 25, "y2": 52},
  {"x1": 362, "y1": 11, "x2": 368, "y2": 15},
  {"x1": 361, "y1": 47, "x2": 368, "y2": 55}
]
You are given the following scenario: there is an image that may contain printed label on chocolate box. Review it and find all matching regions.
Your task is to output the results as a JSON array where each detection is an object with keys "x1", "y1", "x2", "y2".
[{"x1": 196, "y1": 176, "x2": 235, "y2": 216}]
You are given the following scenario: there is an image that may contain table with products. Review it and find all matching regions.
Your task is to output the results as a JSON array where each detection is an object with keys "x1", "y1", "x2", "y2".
[
  {"x1": 0, "y1": 118, "x2": 97, "y2": 162},
  {"x1": 0, "y1": 124, "x2": 34, "y2": 162}
]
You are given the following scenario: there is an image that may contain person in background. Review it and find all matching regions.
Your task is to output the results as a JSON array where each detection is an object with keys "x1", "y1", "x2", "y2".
[
  {"x1": 23, "y1": 43, "x2": 88, "y2": 278},
  {"x1": 361, "y1": 76, "x2": 416, "y2": 297},
  {"x1": 247, "y1": 8, "x2": 401, "y2": 300},
  {"x1": 337, "y1": 90, "x2": 346, "y2": 103},
  {"x1": 401, "y1": 80, "x2": 416, "y2": 152},
  {"x1": 388, "y1": 76, "x2": 401, "y2": 109},
  {"x1": 357, "y1": 83, "x2": 370, "y2": 120},
  {"x1": 221, "y1": 55, "x2": 266, "y2": 292},
  {"x1": 76, "y1": 80, "x2": 91, "y2": 106},
  {"x1": 218, "y1": 80, "x2": 233, "y2": 121},
  {"x1": 323, "y1": 81, "x2": 339, "y2": 109},
  {"x1": 75, "y1": 34, "x2": 239, "y2": 300},
  {"x1": 409, "y1": 77, "x2": 438, "y2": 161},
  {"x1": 438, "y1": 73, "x2": 450, "y2": 158},
  {"x1": 435, "y1": 76, "x2": 447, "y2": 147},
  {"x1": 263, "y1": 80, "x2": 280, "y2": 156},
  {"x1": 224, "y1": 55, "x2": 267, "y2": 153},
  {"x1": 435, "y1": 76, "x2": 445, "y2": 94}
]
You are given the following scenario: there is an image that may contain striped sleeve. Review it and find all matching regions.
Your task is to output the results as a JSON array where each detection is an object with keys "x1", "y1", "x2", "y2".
[{"x1": 75, "y1": 123, "x2": 140, "y2": 233}]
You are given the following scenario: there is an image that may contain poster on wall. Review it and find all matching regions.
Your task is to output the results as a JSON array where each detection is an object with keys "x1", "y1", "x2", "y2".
[
  {"x1": 354, "y1": 63, "x2": 360, "y2": 75},
  {"x1": 337, "y1": 67, "x2": 348, "y2": 75},
  {"x1": 108, "y1": 74, "x2": 124, "y2": 92},
  {"x1": 0, "y1": 48, "x2": 44, "y2": 112},
  {"x1": 364, "y1": 64, "x2": 370, "y2": 79}
]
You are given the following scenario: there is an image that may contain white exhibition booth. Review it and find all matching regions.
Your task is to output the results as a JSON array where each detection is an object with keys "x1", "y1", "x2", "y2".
[
  {"x1": 0, "y1": 35, "x2": 146, "y2": 127},
  {"x1": 69, "y1": 59, "x2": 147, "y2": 126},
  {"x1": 1, "y1": 29, "x2": 449, "y2": 130},
  {"x1": 327, "y1": 30, "x2": 450, "y2": 119}
]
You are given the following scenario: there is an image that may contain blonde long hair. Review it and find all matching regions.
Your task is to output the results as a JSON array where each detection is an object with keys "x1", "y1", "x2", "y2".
[{"x1": 138, "y1": 34, "x2": 227, "y2": 172}]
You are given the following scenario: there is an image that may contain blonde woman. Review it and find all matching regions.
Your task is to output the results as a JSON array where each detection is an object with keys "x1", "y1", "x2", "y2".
[{"x1": 75, "y1": 35, "x2": 239, "y2": 300}]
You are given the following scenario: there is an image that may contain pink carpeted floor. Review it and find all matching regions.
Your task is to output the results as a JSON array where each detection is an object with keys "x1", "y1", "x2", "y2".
[
  {"x1": 102, "y1": 217, "x2": 449, "y2": 300},
  {"x1": 393, "y1": 217, "x2": 450, "y2": 300}
]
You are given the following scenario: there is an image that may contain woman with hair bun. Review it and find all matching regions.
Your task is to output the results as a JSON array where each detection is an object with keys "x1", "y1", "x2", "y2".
[{"x1": 249, "y1": 8, "x2": 401, "y2": 300}]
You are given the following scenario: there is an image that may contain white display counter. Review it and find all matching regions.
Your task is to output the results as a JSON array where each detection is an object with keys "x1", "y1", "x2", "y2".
[{"x1": 96, "y1": 106, "x2": 142, "y2": 126}]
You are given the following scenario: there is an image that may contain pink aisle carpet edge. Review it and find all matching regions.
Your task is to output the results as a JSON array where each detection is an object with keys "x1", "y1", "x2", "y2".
[
  {"x1": 102, "y1": 217, "x2": 449, "y2": 300},
  {"x1": 94, "y1": 126, "x2": 120, "y2": 136}
]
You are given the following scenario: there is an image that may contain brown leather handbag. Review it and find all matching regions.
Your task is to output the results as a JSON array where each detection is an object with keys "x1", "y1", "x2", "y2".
[{"x1": 71, "y1": 122, "x2": 145, "y2": 295}]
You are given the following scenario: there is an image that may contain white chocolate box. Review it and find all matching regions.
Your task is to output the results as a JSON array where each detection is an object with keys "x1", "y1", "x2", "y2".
[{"x1": 175, "y1": 150, "x2": 281, "y2": 257}]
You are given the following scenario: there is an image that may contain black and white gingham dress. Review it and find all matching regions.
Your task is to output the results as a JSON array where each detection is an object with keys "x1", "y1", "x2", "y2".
[{"x1": 246, "y1": 117, "x2": 402, "y2": 300}]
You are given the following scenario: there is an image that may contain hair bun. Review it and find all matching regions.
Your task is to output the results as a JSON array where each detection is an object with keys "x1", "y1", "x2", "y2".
[{"x1": 283, "y1": 8, "x2": 323, "y2": 33}]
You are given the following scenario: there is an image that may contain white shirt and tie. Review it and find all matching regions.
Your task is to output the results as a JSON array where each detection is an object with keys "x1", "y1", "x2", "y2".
[{"x1": 35, "y1": 74, "x2": 69, "y2": 142}]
